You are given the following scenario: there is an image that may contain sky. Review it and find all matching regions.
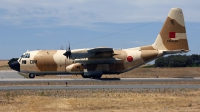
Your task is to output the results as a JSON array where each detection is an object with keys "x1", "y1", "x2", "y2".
[{"x1": 0, "y1": 0, "x2": 200, "y2": 59}]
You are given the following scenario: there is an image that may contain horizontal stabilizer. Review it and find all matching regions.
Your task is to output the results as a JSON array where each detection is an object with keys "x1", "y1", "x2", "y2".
[{"x1": 163, "y1": 50, "x2": 189, "y2": 54}]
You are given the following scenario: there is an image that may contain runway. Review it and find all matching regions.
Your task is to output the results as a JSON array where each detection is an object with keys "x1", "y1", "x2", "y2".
[
  {"x1": 0, "y1": 77, "x2": 200, "y2": 82},
  {"x1": 0, "y1": 70, "x2": 23, "y2": 78},
  {"x1": 0, "y1": 70, "x2": 199, "y2": 83},
  {"x1": 0, "y1": 78, "x2": 200, "y2": 90},
  {"x1": 0, "y1": 70, "x2": 200, "y2": 90},
  {"x1": 0, "y1": 84, "x2": 200, "y2": 90}
]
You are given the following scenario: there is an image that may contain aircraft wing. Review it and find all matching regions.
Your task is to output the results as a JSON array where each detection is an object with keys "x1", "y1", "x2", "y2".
[
  {"x1": 87, "y1": 47, "x2": 114, "y2": 53},
  {"x1": 71, "y1": 47, "x2": 115, "y2": 59},
  {"x1": 74, "y1": 58, "x2": 122, "y2": 64},
  {"x1": 70, "y1": 47, "x2": 122, "y2": 64},
  {"x1": 87, "y1": 47, "x2": 114, "y2": 58}
]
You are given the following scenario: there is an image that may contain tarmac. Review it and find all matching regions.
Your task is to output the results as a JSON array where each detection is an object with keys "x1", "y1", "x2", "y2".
[{"x1": 0, "y1": 70, "x2": 199, "y2": 90}]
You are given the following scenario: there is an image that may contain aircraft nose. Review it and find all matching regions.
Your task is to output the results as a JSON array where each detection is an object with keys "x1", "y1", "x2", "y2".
[{"x1": 8, "y1": 58, "x2": 20, "y2": 71}]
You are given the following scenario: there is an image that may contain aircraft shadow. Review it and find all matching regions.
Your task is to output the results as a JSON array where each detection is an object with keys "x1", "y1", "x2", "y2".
[{"x1": 94, "y1": 78, "x2": 120, "y2": 81}]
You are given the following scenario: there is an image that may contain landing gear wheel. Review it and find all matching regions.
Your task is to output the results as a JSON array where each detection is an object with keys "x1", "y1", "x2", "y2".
[
  {"x1": 81, "y1": 74, "x2": 91, "y2": 78},
  {"x1": 29, "y1": 73, "x2": 35, "y2": 78}
]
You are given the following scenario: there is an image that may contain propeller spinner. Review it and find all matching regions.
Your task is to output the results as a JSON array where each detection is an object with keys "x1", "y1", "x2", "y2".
[{"x1": 63, "y1": 43, "x2": 71, "y2": 59}]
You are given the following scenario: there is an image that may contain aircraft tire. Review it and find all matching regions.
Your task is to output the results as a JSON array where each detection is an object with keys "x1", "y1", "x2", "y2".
[
  {"x1": 92, "y1": 75, "x2": 102, "y2": 79},
  {"x1": 29, "y1": 73, "x2": 35, "y2": 78},
  {"x1": 81, "y1": 74, "x2": 91, "y2": 78}
]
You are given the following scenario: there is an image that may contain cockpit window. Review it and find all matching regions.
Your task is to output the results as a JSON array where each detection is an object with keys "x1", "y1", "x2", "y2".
[
  {"x1": 22, "y1": 60, "x2": 26, "y2": 64},
  {"x1": 21, "y1": 53, "x2": 30, "y2": 58}
]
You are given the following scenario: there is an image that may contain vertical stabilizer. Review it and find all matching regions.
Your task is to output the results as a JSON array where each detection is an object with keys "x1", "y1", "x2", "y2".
[{"x1": 152, "y1": 8, "x2": 189, "y2": 51}]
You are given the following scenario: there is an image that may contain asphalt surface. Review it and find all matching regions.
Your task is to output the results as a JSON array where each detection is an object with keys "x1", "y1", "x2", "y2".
[
  {"x1": 0, "y1": 70, "x2": 23, "y2": 78},
  {"x1": 0, "y1": 70, "x2": 200, "y2": 90},
  {"x1": 1, "y1": 70, "x2": 199, "y2": 83},
  {"x1": 0, "y1": 78, "x2": 200, "y2": 83}
]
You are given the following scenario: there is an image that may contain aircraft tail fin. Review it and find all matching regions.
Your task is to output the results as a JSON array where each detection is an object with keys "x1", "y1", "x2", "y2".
[{"x1": 152, "y1": 8, "x2": 189, "y2": 51}]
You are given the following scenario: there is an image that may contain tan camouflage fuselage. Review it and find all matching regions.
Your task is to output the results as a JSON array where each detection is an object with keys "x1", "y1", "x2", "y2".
[
  {"x1": 19, "y1": 47, "x2": 162, "y2": 74},
  {"x1": 14, "y1": 8, "x2": 189, "y2": 78}
]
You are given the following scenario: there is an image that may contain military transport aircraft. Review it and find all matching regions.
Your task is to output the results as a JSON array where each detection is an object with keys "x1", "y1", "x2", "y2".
[{"x1": 8, "y1": 8, "x2": 189, "y2": 78}]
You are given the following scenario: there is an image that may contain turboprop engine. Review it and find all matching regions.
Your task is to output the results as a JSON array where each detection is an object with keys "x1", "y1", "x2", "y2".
[
  {"x1": 66, "y1": 63, "x2": 83, "y2": 73},
  {"x1": 66, "y1": 63, "x2": 103, "y2": 78}
]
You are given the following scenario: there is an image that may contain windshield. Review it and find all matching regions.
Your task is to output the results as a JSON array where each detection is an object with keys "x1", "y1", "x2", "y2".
[{"x1": 21, "y1": 53, "x2": 30, "y2": 58}]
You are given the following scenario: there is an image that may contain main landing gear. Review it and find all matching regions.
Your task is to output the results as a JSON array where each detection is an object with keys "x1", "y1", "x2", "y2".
[
  {"x1": 81, "y1": 74, "x2": 102, "y2": 79},
  {"x1": 29, "y1": 73, "x2": 35, "y2": 78},
  {"x1": 81, "y1": 74, "x2": 91, "y2": 78}
]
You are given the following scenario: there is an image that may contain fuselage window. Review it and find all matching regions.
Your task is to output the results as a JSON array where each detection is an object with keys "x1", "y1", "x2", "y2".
[{"x1": 22, "y1": 60, "x2": 26, "y2": 64}]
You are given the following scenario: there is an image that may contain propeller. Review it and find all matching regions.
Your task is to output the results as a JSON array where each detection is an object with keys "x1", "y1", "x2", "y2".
[{"x1": 63, "y1": 42, "x2": 71, "y2": 59}]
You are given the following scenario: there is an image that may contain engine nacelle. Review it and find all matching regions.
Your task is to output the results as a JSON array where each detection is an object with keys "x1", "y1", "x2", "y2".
[
  {"x1": 66, "y1": 63, "x2": 83, "y2": 73},
  {"x1": 66, "y1": 63, "x2": 103, "y2": 78}
]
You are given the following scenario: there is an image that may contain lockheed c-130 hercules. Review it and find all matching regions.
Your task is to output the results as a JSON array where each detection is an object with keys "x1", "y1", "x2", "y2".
[{"x1": 8, "y1": 8, "x2": 189, "y2": 78}]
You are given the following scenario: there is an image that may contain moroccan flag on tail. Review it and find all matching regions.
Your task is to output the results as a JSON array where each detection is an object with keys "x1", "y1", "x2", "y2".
[{"x1": 169, "y1": 32, "x2": 176, "y2": 38}]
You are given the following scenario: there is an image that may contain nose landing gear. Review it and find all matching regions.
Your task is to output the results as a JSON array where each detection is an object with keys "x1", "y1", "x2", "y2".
[{"x1": 29, "y1": 73, "x2": 35, "y2": 78}]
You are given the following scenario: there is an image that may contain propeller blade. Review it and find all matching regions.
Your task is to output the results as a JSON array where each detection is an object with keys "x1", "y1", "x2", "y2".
[
  {"x1": 68, "y1": 41, "x2": 71, "y2": 51},
  {"x1": 63, "y1": 41, "x2": 72, "y2": 59}
]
